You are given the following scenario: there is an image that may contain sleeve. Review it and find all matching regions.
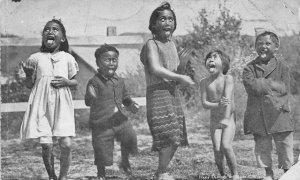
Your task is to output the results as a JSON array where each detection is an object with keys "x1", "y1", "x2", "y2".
[
  {"x1": 242, "y1": 65, "x2": 270, "y2": 96},
  {"x1": 85, "y1": 79, "x2": 98, "y2": 106},
  {"x1": 67, "y1": 55, "x2": 79, "y2": 79},
  {"x1": 281, "y1": 64, "x2": 291, "y2": 111},
  {"x1": 121, "y1": 80, "x2": 135, "y2": 107}
]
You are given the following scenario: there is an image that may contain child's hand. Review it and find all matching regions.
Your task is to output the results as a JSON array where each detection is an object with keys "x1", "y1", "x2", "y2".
[
  {"x1": 21, "y1": 61, "x2": 35, "y2": 77},
  {"x1": 268, "y1": 78, "x2": 285, "y2": 92},
  {"x1": 219, "y1": 96, "x2": 230, "y2": 107},
  {"x1": 177, "y1": 48, "x2": 193, "y2": 74},
  {"x1": 125, "y1": 103, "x2": 139, "y2": 114},
  {"x1": 51, "y1": 76, "x2": 69, "y2": 88}
]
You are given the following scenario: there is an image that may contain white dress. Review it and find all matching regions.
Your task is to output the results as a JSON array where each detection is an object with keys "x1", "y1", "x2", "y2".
[{"x1": 20, "y1": 51, "x2": 79, "y2": 139}]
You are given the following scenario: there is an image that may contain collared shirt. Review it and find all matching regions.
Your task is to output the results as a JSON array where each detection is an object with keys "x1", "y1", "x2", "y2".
[{"x1": 85, "y1": 73, "x2": 134, "y2": 130}]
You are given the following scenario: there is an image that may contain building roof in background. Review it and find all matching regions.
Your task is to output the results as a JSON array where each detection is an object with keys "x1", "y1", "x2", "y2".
[
  {"x1": 71, "y1": 46, "x2": 143, "y2": 76},
  {"x1": 1, "y1": 0, "x2": 299, "y2": 37}
]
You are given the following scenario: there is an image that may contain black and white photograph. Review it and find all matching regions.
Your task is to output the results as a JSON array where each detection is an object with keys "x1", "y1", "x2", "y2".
[{"x1": 1, "y1": 0, "x2": 300, "y2": 179}]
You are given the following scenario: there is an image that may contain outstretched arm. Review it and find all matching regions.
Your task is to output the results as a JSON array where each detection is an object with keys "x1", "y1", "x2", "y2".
[
  {"x1": 146, "y1": 40, "x2": 194, "y2": 86},
  {"x1": 200, "y1": 78, "x2": 220, "y2": 109}
]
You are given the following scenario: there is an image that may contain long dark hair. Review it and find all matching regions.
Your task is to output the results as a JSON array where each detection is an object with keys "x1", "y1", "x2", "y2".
[
  {"x1": 148, "y1": 2, "x2": 177, "y2": 35},
  {"x1": 40, "y1": 19, "x2": 69, "y2": 52}
]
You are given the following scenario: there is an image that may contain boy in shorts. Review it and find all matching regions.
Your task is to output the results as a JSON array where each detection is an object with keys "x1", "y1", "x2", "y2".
[{"x1": 85, "y1": 44, "x2": 139, "y2": 180}]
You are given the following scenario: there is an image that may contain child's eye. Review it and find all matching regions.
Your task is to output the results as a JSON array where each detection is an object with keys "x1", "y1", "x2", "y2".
[
  {"x1": 104, "y1": 58, "x2": 118, "y2": 63},
  {"x1": 168, "y1": 17, "x2": 173, "y2": 22},
  {"x1": 160, "y1": 17, "x2": 166, "y2": 22},
  {"x1": 43, "y1": 28, "x2": 50, "y2": 32}
]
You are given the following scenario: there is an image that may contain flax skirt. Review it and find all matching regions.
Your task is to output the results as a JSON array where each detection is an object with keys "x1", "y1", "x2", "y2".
[{"x1": 146, "y1": 82, "x2": 188, "y2": 151}]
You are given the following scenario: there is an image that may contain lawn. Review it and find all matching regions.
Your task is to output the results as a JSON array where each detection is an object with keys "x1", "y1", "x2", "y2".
[{"x1": 2, "y1": 110, "x2": 300, "y2": 180}]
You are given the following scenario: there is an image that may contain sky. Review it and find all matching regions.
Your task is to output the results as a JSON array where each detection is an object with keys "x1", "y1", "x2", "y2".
[{"x1": 1, "y1": 0, "x2": 299, "y2": 38}]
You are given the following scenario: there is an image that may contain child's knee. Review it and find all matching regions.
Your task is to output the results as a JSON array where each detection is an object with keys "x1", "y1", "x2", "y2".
[
  {"x1": 41, "y1": 143, "x2": 53, "y2": 150},
  {"x1": 213, "y1": 145, "x2": 221, "y2": 152},
  {"x1": 221, "y1": 144, "x2": 233, "y2": 152},
  {"x1": 213, "y1": 148, "x2": 222, "y2": 155},
  {"x1": 59, "y1": 137, "x2": 72, "y2": 150}
]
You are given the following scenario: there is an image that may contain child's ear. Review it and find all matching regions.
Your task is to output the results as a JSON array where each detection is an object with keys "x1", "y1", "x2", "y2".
[{"x1": 61, "y1": 37, "x2": 65, "y2": 42}]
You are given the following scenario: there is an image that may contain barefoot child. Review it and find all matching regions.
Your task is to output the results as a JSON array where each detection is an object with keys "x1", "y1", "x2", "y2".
[
  {"x1": 200, "y1": 50, "x2": 240, "y2": 180},
  {"x1": 20, "y1": 19, "x2": 79, "y2": 180},
  {"x1": 85, "y1": 44, "x2": 139, "y2": 180},
  {"x1": 140, "y1": 2, "x2": 195, "y2": 179},
  {"x1": 243, "y1": 29, "x2": 294, "y2": 180}
]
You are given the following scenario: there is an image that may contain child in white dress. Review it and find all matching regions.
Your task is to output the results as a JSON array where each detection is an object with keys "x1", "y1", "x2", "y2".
[{"x1": 20, "y1": 19, "x2": 78, "y2": 180}]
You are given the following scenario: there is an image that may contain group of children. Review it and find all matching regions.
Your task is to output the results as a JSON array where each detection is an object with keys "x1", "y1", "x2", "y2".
[{"x1": 19, "y1": 2, "x2": 296, "y2": 180}]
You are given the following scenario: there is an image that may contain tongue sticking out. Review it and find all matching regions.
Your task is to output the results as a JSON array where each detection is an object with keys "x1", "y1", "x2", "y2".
[
  {"x1": 260, "y1": 54, "x2": 267, "y2": 58},
  {"x1": 208, "y1": 64, "x2": 215, "y2": 73},
  {"x1": 47, "y1": 39, "x2": 54, "y2": 44},
  {"x1": 165, "y1": 31, "x2": 171, "y2": 36},
  {"x1": 209, "y1": 67, "x2": 215, "y2": 73}
]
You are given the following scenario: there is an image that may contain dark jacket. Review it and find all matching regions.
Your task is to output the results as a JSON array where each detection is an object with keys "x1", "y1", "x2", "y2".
[
  {"x1": 85, "y1": 73, "x2": 135, "y2": 131},
  {"x1": 242, "y1": 56, "x2": 294, "y2": 136}
]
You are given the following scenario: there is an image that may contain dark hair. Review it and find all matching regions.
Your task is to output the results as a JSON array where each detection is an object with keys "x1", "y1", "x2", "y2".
[
  {"x1": 255, "y1": 31, "x2": 279, "y2": 48},
  {"x1": 205, "y1": 50, "x2": 230, "y2": 74},
  {"x1": 148, "y1": 2, "x2": 177, "y2": 35},
  {"x1": 40, "y1": 19, "x2": 69, "y2": 52},
  {"x1": 94, "y1": 44, "x2": 119, "y2": 61}
]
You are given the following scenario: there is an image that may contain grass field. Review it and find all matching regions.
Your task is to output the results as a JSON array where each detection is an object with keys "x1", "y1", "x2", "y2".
[{"x1": 2, "y1": 109, "x2": 300, "y2": 180}]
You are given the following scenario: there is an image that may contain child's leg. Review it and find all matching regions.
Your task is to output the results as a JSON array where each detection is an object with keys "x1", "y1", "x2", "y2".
[
  {"x1": 210, "y1": 123, "x2": 226, "y2": 176},
  {"x1": 221, "y1": 119, "x2": 238, "y2": 176},
  {"x1": 157, "y1": 145, "x2": 178, "y2": 175},
  {"x1": 272, "y1": 132, "x2": 294, "y2": 172},
  {"x1": 41, "y1": 142, "x2": 57, "y2": 180},
  {"x1": 254, "y1": 134, "x2": 273, "y2": 178},
  {"x1": 92, "y1": 129, "x2": 115, "y2": 178},
  {"x1": 58, "y1": 137, "x2": 72, "y2": 180},
  {"x1": 117, "y1": 122, "x2": 138, "y2": 175},
  {"x1": 97, "y1": 165, "x2": 106, "y2": 178}
]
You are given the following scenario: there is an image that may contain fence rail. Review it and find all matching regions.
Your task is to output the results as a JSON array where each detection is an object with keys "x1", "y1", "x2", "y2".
[{"x1": 1, "y1": 97, "x2": 146, "y2": 113}]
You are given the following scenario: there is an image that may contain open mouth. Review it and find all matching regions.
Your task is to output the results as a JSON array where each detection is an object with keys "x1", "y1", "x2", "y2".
[
  {"x1": 46, "y1": 36, "x2": 55, "y2": 44},
  {"x1": 208, "y1": 64, "x2": 216, "y2": 68}
]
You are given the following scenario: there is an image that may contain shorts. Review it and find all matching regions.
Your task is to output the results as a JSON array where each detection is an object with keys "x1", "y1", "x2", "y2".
[{"x1": 92, "y1": 121, "x2": 137, "y2": 166}]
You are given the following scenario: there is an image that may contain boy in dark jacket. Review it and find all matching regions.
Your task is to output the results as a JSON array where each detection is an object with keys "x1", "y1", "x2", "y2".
[
  {"x1": 242, "y1": 29, "x2": 294, "y2": 180},
  {"x1": 85, "y1": 44, "x2": 139, "y2": 180}
]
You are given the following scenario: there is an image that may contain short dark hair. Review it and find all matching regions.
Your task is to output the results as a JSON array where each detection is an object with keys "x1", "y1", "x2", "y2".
[
  {"x1": 40, "y1": 19, "x2": 69, "y2": 52},
  {"x1": 205, "y1": 50, "x2": 230, "y2": 75},
  {"x1": 148, "y1": 2, "x2": 177, "y2": 35},
  {"x1": 94, "y1": 44, "x2": 119, "y2": 60},
  {"x1": 255, "y1": 31, "x2": 279, "y2": 48}
]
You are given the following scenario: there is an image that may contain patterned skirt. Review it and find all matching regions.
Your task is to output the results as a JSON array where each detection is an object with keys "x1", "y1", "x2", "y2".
[{"x1": 146, "y1": 82, "x2": 188, "y2": 151}]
